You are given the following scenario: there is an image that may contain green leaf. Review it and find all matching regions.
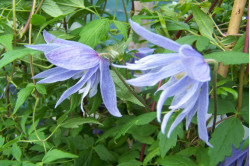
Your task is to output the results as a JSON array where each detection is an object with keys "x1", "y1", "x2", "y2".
[
  {"x1": 21, "y1": 111, "x2": 30, "y2": 134},
  {"x1": 242, "y1": 137, "x2": 249, "y2": 150},
  {"x1": 196, "y1": 148, "x2": 209, "y2": 166},
  {"x1": 0, "y1": 48, "x2": 39, "y2": 68},
  {"x1": 31, "y1": 14, "x2": 46, "y2": 26},
  {"x1": 12, "y1": 143, "x2": 22, "y2": 161},
  {"x1": 13, "y1": 83, "x2": 35, "y2": 114},
  {"x1": 208, "y1": 97, "x2": 236, "y2": 115},
  {"x1": 166, "y1": 21, "x2": 190, "y2": 31},
  {"x1": 143, "y1": 147, "x2": 160, "y2": 166},
  {"x1": 110, "y1": 70, "x2": 144, "y2": 107},
  {"x1": 35, "y1": 84, "x2": 47, "y2": 95},
  {"x1": 42, "y1": 149, "x2": 78, "y2": 163},
  {"x1": 196, "y1": 36, "x2": 210, "y2": 52},
  {"x1": 0, "y1": 137, "x2": 19, "y2": 152},
  {"x1": 118, "y1": 160, "x2": 142, "y2": 166},
  {"x1": 221, "y1": 35, "x2": 237, "y2": 45},
  {"x1": 89, "y1": 91, "x2": 102, "y2": 114},
  {"x1": 176, "y1": 35, "x2": 199, "y2": 45},
  {"x1": 61, "y1": 117, "x2": 102, "y2": 128},
  {"x1": 204, "y1": 51, "x2": 249, "y2": 65},
  {"x1": 41, "y1": 0, "x2": 64, "y2": 17},
  {"x1": 208, "y1": 118, "x2": 244, "y2": 166},
  {"x1": 218, "y1": 87, "x2": 238, "y2": 100},
  {"x1": 157, "y1": 155, "x2": 197, "y2": 166},
  {"x1": 233, "y1": 34, "x2": 246, "y2": 52},
  {"x1": 114, "y1": 20, "x2": 128, "y2": 40},
  {"x1": 192, "y1": 6, "x2": 214, "y2": 40},
  {"x1": 79, "y1": 19, "x2": 110, "y2": 48},
  {"x1": 0, "y1": 136, "x2": 5, "y2": 147},
  {"x1": 94, "y1": 144, "x2": 116, "y2": 162},
  {"x1": 241, "y1": 105, "x2": 249, "y2": 124},
  {"x1": 0, "y1": 34, "x2": 13, "y2": 51}
]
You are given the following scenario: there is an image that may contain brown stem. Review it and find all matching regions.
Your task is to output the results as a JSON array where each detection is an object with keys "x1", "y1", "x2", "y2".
[{"x1": 140, "y1": 143, "x2": 146, "y2": 162}]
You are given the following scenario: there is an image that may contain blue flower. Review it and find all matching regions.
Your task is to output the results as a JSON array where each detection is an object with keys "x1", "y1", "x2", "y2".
[
  {"x1": 114, "y1": 20, "x2": 212, "y2": 146},
  {"x1": 25, "y1": 30, "x2": 122, "y2": 117}
]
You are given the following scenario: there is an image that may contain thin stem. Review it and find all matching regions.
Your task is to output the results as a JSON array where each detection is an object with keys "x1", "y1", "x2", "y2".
[
  {"x1": 237, "y1": 6, "x2": 249, "y2": 113},
  {"x1": 122, "y1": 0, "x2": 128, "y2": 23},
  {"x1": 90, "y1": 0, "x2": 93, "y2": 21},
  {"x1": 32, "y1": 97, "x2": 42, "y2": 141},
  {"x1": 205, "y1": 59, "x2": 218, "y2": 133},
  {"x1": 12, "y1": 0, "x2": 16, "y2": 46},
  {"x1": 140, "y1": 144, "x2": 146, "y2": 162},
  {"x1": 101, "y1": 0, "x2": 107, "y2": 16},
  {"x1": 111, "y1": 65, "x2": 151, "y2": 111}
]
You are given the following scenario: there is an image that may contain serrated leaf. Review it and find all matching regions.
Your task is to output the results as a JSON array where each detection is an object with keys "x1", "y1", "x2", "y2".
[
  {"x1": 35, "y1": 84, "x2": 47, "y2": 94},
  {"x1": 167, "y1": 21, "x2": 190, "y2": 31},
  {"x1": 192, "y1": 6, "x2": 214, "y2": 40},
  {"x1": 12, "y1": 143, "x2": 22, "y2": 161},
  {"x1": 42, "y1": 149, "x2": 78, "y2": 163},
  {"x1": 0, "y1": 48, "x2": 39, "y2": 68},
  {"x1": 114, "y1": 20, "x2": 128, "y2": 40},
  {"x1": 208, "y1": 118, "x2": 244, "y2": 166},
  {"x1": 79, "y1": 19, "x2": 110, "y2": 48},
  {"x1": 31, "y1": 14, "x2": 46, "y2": 26},
  {"x1": 61, "y1": 117, "x2": 102, "y2": 128},
  {"x1": 176, "y1": 35, "x2": 199, "y2": 45},
  {"x1": 157, "y1": 155, "x2": 197, "y2": 166},
  {"x1": 0, "y1": 137, "x2": 19, "y2": 152},
  {"x1": 110, "y1": 70, "x2": 144, "y2": 107},
  {"x1": 0, "y1": 34, "x2": 13, "y2": 51},
  {"x1": 42, "y1": 0, "x2": 64, "y2": 17},
  {"x1": 204, "y1": 51, "x2": 249, "y2": 65},
  {"x1": 13, "y1": 84, "x2": 35, "y2": 114},
  {"x1": 94, "y1": 144, "x2": 116, "y2": 162}
]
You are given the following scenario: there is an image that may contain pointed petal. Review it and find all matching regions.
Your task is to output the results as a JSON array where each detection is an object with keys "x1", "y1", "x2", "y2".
[
  {"x1": 179, "y1": 45, "x2": 210, "y2": 82},
  {"x1": 100, "y1": 59, "x2": 122, "y2": 117},
  {"x1": 45, "y1": 46, "x2": 100, "y2": 70},
  {"x1": 80, "y1": 80, "x2": 92, "y2": 115},
  {"x1": 55, "y1": 65, "x2": 99, "y2": 107},
  {"x1": 126, "y1": 62, "x2": 184, "y2": 87},
  {"x1": 33, "y1": 67, "x2": 68, "y2": 79},
  {"x1": 43, "y1": 30, "x2": 96, "y2": 54},
  {"x1": 156, "y1": 76, "x2": 192, "y2": 122},
  {"x1": 130, "y1": 19, "x2": 181, "y2": 52},
  {"x1": 25, "y1": 44, "x2": 62, "y2": 53},
  {"x1": 161, "y1": 110, "x2": 174, "y2": 134},
  {"x1": 155, "y1": 76, "x2": 177, "y2": 95},
  {"x1": 197, "y1": 82, "x2": 213, "y2": 147},
  {"x1": 186, "y1": 102, "x2": 198, "y2": 130},
  {"x1": 137, "y1": 47, "x2": 154, "y2": 54},
  {"x1": 89, "y1": 70, "x2": 100, "y2": 98},
  {"x1": 37, "y1": 70, "x2": 81, "y2": 84}
]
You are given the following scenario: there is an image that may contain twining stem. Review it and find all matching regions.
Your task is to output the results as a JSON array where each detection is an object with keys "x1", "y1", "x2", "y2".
[
  {"x1": 206, "y1": 59, "x2": 218, "y2": 132},
  {"x1": 113, "y1": 0, "x2": 118, "y2": 20},
  {"x1": 111, "y1": 65, "x2": 151, "y2": 111},
  {"x1": 122, "y1": 0, "x2": 128, "y2": 23},
  {"x1": 237, "y1": 6, "x2": 249, "y2": 113},
  {"x1": 101, "y1": 0, "x2": 107, "y2": 16}
]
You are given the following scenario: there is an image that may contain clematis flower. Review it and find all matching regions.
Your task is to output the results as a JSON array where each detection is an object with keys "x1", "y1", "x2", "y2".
[
  {"x1": 114, "y1": 20, "x2": 212, "y2": 146},
  {"x1": 25, "y1": 30, "x2": 122, "y2": 117}
]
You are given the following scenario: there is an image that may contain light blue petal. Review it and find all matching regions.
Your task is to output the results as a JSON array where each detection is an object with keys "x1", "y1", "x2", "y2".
[
  {"x1": 25, "y1": 44, "x2": 63, "y2": 54},
  {"x1": 33, "y1": 67, "x2": 68, "y2": 79},
  {"x1": 43, "y1": 30, "x2": 96, "y2": 53},
  {"x1": 157, "y1": 76, "x2": 192, "y2": 122},
  {"x1": 167, "y1": 98, "x2": 198, "y2": 138},
  {"x1": 37, "y1": 70, "x2": 81, "y2": 84},
  {"x1": 80, "y1": 80, "x2": 92, "y2": 115},
  {"x1": 126, "y1": 62, "x2": 184, "y2": 87},
  {"x1": 89, "y1": 70, "x2": 100, "y2": 98},
  {"x1": 179, "y1": 45, "x2": 210, "y2": 82},
  {"x1": 100, "y1": 59, "x2": 122, "y2": 117},
  {"x1": 197, "y1": 82, "x2": 213, "y2": 147},
  {"x1": 161, "y1": 110, "x2": 174, "y2": 134},
  {"x1": 130, "y1": 19, "x2": 181, "y2": 52},
  {"x1": 137, "y1": 47, "x2": 154, "y2": 54},
  {"x1": 185, "y1": 102, "x2": 198, "y2": 130},
  {"x1": 45, "y1": 46, "x2": 100, "y2": 70},
  {"x1": 155, "y1": 76, "x2": 177, "y2": 94},
  {"x1": 55, "y1": 65, "x2": 99, "y2": 108},
  {"x1": 170, "y1": 81, "x2": 202, "y2": 110}
]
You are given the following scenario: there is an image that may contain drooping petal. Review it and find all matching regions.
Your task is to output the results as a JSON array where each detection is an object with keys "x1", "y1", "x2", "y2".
[
  {"x1": 89, "y1": 70, "x2": 100, "y2": 98},
  {"x1": 45, "y1": 46, "x2": 101, "y2": 70},
  {"x1": 126, "y1": 62, "x2": 184, "y2": 87},
  {"x1": 80, "y1": 80, "x2": 92, "y2": 115},
  {"x1": 167, "y1": 98, "x2": 199, "y2": 138},
  {"x1": 155, "y1": 76, "x2": 178, "y2": 94},
  {"x1": 161, "y1": 110, "x2": 174, "y2": 134},
  {"x1": 179, "y1": 45, "x2": 210, "y2": 82},
  {"x1": 113, "y1": 53, "x2": 180, "y2": 70},
  {"x1": 43, "y1": 30, "x2": 96, "y2": 54},
  {"x1": 156, "y1": 76, "x2": 193, "y2": 122},
  {"x1": 169, "y1": 81, "x2": 202, "y2": 110},
  {"x1": 197, "y1": 82, "x2": 213, "y2": 147},
  {"x1": 33, "y1": 67, "x2": 68, "y2": 79},
  {"x1": 137, "y1": 47, "x2": 154, "y2": 54},
  {"x1": 100, "y1": 59, "x2": 122, "y2": 117},
  {"x1": 129, "y1": 19, "x2": 181, "y2": 52},
  {"x1": 185, "y1": 102, "x2": 198, "y2": 130},
  {"x1": 37, "y1": 70, "x2": 81, "y2": 84},
  {"x1": 25, "y1": 44, "x2": 63, "y2": 54},
  {"x1": 55, "y1": 65, "x2": 99, "y2": 108}
]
